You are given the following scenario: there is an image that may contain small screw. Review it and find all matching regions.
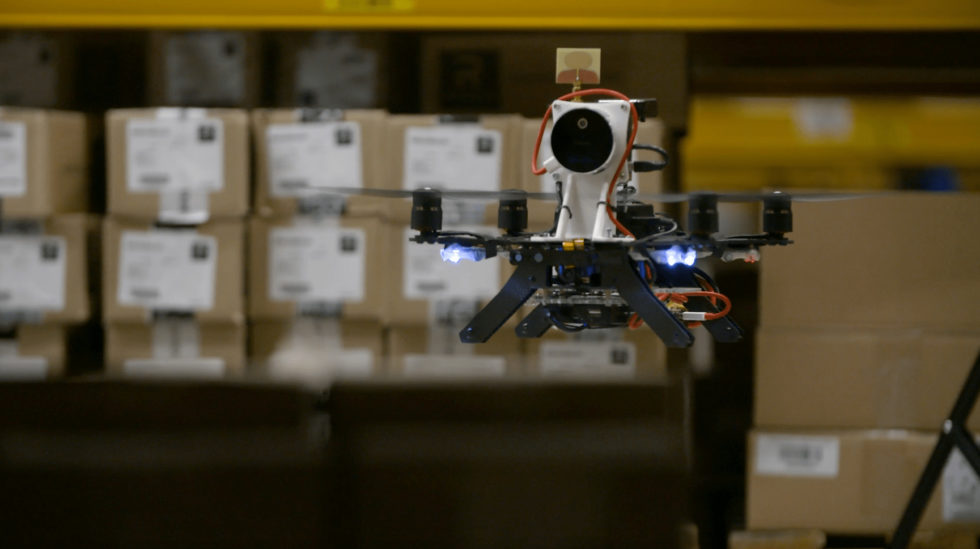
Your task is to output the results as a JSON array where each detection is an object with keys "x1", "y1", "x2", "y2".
[
  {"x1": 620, "y1": 104, "x2": 628, "y2": 111},
  {"x1": 534, "y1": 252, "x2": 544, "y2": 263}
]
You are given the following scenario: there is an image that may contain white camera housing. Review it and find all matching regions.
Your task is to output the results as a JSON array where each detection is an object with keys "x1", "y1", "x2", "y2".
[{"x1": 540, "y1": 99, "x2": 632, "y2": 242}]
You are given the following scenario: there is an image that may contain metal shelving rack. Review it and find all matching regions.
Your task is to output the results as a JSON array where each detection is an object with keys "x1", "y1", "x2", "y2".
[{"x1": 0, "y1": 0, "x2": 978, "y2": 29}]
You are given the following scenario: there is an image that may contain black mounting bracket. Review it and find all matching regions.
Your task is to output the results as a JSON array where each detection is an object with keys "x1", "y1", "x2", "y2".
[
  {"x1": 458, "y1": 245, "x2": 695, "y2": 348},
  {"x1": 890, "y1": 349, "x2": 980, "y2": 549}
]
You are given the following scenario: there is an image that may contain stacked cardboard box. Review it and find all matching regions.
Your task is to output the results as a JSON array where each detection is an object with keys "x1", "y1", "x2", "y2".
[
  {"x1": 0, "y1": 108, "x2": 94, "y2": 379},
  {"x1": 103, "y1": 108, "x2": 249, "y2": 378},
  {"x1": 248, "y1": 108, "x2": 388, "y2": 384},
  {"x1": 382, "y1": 114, "x2": 526, "y2": 377},
  {"x1": 748, "y1": 193, "x2": 980, "y2": 532},
  {"x1": 0, "y1": 32, "x2": 75, "y2": 109},
  {"x1": 272, "y1": 31, "x2": 390, "y2": 109},
  {"x1": 147, "y1": 31, "x2": 262, "y2": 108}
]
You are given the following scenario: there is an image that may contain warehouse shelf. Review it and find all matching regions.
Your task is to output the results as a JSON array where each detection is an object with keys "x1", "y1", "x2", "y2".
[{"x1": 1, "y1": 0, "x2": 979, "y2": 30}]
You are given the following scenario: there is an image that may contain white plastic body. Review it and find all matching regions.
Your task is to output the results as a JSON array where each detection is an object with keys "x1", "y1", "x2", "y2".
[{"x1": 536, "y1": 100, "x2": 632, "y2": 243}]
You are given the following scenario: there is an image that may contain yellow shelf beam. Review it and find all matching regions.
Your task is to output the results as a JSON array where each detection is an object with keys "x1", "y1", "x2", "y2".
[{"x1": 2, "y1": 0, "x2": 979, "y2": 30}]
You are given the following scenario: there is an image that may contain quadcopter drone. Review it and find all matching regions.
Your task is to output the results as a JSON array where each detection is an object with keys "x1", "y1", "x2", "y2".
[
  {"x1": 401, "y1": 88, "x2": 797, "y2": 348},
  {"x1": 304, "y1": 85, "x2": 817, "y2": 348}
]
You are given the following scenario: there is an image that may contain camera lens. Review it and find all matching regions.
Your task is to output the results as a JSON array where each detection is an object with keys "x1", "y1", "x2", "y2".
[{"x1": 550, "y1": 108, "x2": 614, "y2": 173}]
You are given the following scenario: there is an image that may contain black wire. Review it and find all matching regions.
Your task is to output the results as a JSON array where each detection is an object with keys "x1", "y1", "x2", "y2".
[
  {"x1": 549, "y1": 315, "x2": 586, "y2": 333},
  {"x1": 631, "y1": 143, "x2": 670, "y2": 170},
  {"x1": 628, "y1": 218, "x2": 680, "y2": 246},
  {"x1": 547, "y1": 308, "x2": 587, "y2": 332}
]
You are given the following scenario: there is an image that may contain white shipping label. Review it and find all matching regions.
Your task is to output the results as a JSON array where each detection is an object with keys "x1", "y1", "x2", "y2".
[
  {"x1": 754, "y1": 434, "x2": 840, "y2": 478},
  {"x1": 266, "y1": 122, "x2": 363, "y2": 197},
  {"x1": 403, "y1": 126, "x2": 501, "y2": 192},
  {"x1": 126, "y1": 118, "x2": 224, "y2": 193},
  {"x1": 0, "y1": 236, "x2": 66, "y2": 311},
  {"x1": 123, "y1": 358, "x2": 226, "y2": 379},
  {"x1": 0, "y1": 122, "x2": 27, "y2": 197},
  {"x1": 402, "y1": 227, "x2": 499, "y2": 300},
  {"x1": 942, "y1": 444, "x2": 980, "y2": 522},
  {"x1": 792, "y1": 98, "x2": 854, "y2": 140},
  {"x1": 332, "y1": 349, "x2": 374, "y2": 378},
  {"x1": 117, "y1": 231, "x2": 217, "y2": 311},
  {"x1": 403, "y1": 354, "x2": 506, "y2": 377},
  {"x1": 165, "y1": 32, "x2": 246, "y2": 105},
  {"x1": 269, "y1": 226, "x2": 366, "y2": 303},
  {"x1": 539, "y1": 341, "x2": 636, "y2": 377},
  {"x1": 0, "y1": 357, "x2": 50, "y2": 381}
]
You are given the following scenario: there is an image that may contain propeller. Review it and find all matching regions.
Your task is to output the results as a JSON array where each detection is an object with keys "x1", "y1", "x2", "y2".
[
  {"x1": 630, "y1": 190, "x2": 890, "y2": 204},
  {"x1": 296, "y1": 184, "x2": 554, "y2": 201}
]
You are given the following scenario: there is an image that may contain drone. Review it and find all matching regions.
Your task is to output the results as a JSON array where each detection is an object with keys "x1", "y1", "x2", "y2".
[
  {"x1": 300, "y1": 83, "x2": 824, "y2": 348},
  {"x1": 402, "y1": 88, "x2": 801, "y2": 348}
]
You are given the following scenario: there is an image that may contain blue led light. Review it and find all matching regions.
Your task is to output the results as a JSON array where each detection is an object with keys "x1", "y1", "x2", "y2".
[
  {"x1": 653, "y1": 245, "x2": 696, "y2": 267},
  {"x1": 440, "y1": 243, "x2": 486, "y2": 264}
]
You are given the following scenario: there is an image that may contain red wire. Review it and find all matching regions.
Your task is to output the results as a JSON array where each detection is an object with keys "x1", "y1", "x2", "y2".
[
  {"x1": 628, "y1": 290, "x2": 733, "y2": 330},
  {"x1": 530, "y1": 88, "x2": 640, "y2": 238}
]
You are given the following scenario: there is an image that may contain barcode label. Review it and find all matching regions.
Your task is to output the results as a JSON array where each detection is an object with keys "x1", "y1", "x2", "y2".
[
  {"x1": 755, "y1": 434, "x2": 840, "y2": 478},
  {"x1": 323, "y1": 0, "x2": 415, "y2": 12}
]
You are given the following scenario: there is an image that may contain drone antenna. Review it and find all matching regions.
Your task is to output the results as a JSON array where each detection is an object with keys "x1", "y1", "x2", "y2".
[{"x1": 556, "y1": 48, "x2": 601, "y2": 100}]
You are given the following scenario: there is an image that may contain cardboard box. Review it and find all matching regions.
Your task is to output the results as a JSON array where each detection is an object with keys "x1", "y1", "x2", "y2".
[
  {"x1": 759, "y1": 193, "x2": 980, "y2": 330},
  {"x1": 248, "y1": 215, "x2": 386, "y2": 322},
  {"x1": 102, "y1": 218, "x2": 244, "y2": 323},
  {"x1": 387, "y1": 323, "x2": 524, "y2": 377},
  {"x1": 147, "y1": 31, "x2": 260, "y2": 108},
  {"x1": 524, "y1": 327, "x2": 668, "y2": 379},
  {"x1": 0, "y1": 108, "x2": 89, "y2": 217},
  {"x1": 0, "y1": 324, "x2": 67, "y2": 380},
  {"x1": 250, "y1": 108, "x2": 388, "y2": 218},
  {"x1": 273, "y1": 31, "x2": 389, "y2": 109},
  {"x1": 0, "y1": 215, "x2": 97, "y2": 324},
  {"x1": 747, "y1": 429, "x2": 980, "y2": 533},
  {"x1": 420, "y1": 32, "x2": 688, "y2": 130},
  {"x1": 383, "y1": 114, "x2": 523, "y2": 227},
  {"x1": 386, "y1": 218, "x2": 514, "y2": 325},
  {"x1": 756, "y1": 327, "x2": 980, "y2": 430},
  {"x1": 106, "y1": 108, "x2": 249, "y2": 222},
  {"x1": 520, "y1": 116, "x2": 666, "y2": 227},
  {"x1": 105, "y1": 320, "x2": 245, "y2": 377},
  {"x1": 0, "y1": 32, "x2": 75, "y2": 109},
  {"x1": 249, "y1": 319, "x2": 384, "y2": 382}
]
